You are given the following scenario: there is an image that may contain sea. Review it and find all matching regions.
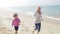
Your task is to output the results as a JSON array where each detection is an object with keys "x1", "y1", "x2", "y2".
[{"x1": 6, "y1": 6, "x2": 60, "y2": 18}]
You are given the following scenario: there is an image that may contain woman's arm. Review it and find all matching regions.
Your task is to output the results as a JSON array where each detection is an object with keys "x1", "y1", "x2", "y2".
[
  {"x1": 34, "y1": 12, "x2": 36, "y2": 16},
  {"x1": 41, "y1": 13, "x2": 43, "y2": 21}
]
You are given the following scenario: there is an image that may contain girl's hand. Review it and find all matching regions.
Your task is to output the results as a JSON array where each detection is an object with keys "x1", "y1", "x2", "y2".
[
  {"x1": 12, "y1": 24, "x2": 13, "y2": 26},
  {"x1": 12, "y1": 25, "x2": 13, "y2": 26},
  {"x1": 19, "y1": 23, "x2": 22, "y2": 25}
]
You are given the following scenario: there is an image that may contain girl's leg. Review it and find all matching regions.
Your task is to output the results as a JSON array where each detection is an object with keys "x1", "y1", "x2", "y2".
[
  {"x1": 15, "y1": 31, "x2": 17, "y2": 34},
  {"x1": 14, "y1": 26, "x2": 19, "y2": 34}
]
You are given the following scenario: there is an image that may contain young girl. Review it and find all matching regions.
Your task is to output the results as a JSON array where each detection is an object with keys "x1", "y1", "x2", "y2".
[
  {"x1": 12, "y1": 13, "x2": 21, "y2": 34},
  {"x1": 32, "y1": 6, "x2": 43, "y2": 34}
]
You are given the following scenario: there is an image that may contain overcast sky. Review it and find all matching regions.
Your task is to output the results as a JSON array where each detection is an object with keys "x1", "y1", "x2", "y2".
[{"x1": 0, "y1": 0, "x2": 60, "y2": 7}]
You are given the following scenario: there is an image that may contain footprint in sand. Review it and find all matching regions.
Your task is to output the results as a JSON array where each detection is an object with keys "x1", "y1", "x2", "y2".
[{"x1": 21, "y1": 27, "x2": 31, "y2": 32}]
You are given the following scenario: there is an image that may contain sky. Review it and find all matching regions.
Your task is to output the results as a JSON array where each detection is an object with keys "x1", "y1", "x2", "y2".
[{"x1": 0, "y1": 0, "x2": 60, "y2": 7}]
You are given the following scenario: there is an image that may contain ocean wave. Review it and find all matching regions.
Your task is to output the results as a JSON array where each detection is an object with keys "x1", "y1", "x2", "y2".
[
  {"x1": 21, "y1": 11, "x2": 60, "y2": 21},
  {"x1": 43, "y1": 15, "x2": 60, "y2": 21},
  {"x1": 18, "y1": 11, "x2": 60, "y2": 21}
]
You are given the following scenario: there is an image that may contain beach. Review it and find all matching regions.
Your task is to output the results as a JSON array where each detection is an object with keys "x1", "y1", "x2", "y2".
[{"x1": 0, "y1": 9, "x2": 60, "y2": 34}]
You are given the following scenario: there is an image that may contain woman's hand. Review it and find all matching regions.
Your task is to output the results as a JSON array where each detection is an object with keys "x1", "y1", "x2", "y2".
[{"x1": 41, "y1": 18, "x2": 43, "y2": 21}]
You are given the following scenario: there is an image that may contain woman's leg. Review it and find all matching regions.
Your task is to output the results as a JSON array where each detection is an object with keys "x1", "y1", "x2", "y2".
[
  {"x1": 32, "y1": 23, "x2": 37, "y2": 33},
  {"x1": 37, "y1": 23, "x2": 41, "y2": 34},
  {"x1": 32, "y1": 23, "x2": 38, "y2": 34}
]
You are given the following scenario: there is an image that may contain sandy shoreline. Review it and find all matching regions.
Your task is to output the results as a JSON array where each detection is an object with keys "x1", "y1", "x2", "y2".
[{"x1": 0, "y1": 9, "x2": 60, "y2": 34}]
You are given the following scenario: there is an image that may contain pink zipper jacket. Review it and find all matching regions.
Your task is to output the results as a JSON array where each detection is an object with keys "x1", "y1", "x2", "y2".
[{"x1": 12, "y1": 18, "x2": 21, "y2": 26}]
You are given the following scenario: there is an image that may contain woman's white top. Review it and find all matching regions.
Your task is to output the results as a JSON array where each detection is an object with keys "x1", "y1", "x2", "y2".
[{"x1": 34, "y1": 12, "x2": 42, "y2": 23}]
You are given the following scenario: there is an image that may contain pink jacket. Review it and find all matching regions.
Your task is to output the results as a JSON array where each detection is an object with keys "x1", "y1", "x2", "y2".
[{"x1": 12, "y1": 18, "x2": 21, "y2": 26}]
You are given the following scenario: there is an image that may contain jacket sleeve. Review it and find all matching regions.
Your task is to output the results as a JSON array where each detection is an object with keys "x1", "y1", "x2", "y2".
[{"x1": 18, "y1": 18, "x2": 21, "y2": 23}]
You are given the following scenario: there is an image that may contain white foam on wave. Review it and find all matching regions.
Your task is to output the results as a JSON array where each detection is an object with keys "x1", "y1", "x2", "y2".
[
  {"x1": 43, "y1": 15, "x2": 60, "y2": 21},
  {"x1": 24, "y1": 11, "x2": 60, "y2": 21},
  {"x1": 22, "y1": 11, "x2": 60, "y2": 21},
  {"x1": 18, "y1": 11, "x2": 60, "y2": 21},
  {"x1": 26, "y1": 11, "x2": 34, "y2": 16}
]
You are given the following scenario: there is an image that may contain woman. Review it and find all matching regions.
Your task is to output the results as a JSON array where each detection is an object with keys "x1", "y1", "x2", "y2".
[{"x1": 32, "y1": 6, "x2": 43, "y2": 34}]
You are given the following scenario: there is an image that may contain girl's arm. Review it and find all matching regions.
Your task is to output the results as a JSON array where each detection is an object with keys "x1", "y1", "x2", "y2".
[{"x1": 18, "y1": 18, "x2": 21, "y2": 25}]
